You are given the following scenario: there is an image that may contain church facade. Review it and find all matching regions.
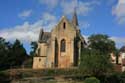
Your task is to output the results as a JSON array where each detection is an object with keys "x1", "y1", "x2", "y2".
[{"x1": 33, "y1": 12, "x2": 86, "y2": 69}]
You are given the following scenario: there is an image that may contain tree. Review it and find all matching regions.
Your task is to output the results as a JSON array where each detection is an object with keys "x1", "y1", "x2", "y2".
[
  {"x1": 79, "y1": 34, "x2": 116, "y2": 76},
  {"x1": 0, "y1": 37, "x2": 12, "y2": 69},
  {"x1": 80, "y1": 48, "x2": 113, "y2": 76},
  {"x1": 30, "y1": 41, "x2": 37, "y2": 56},
  {"x1": 88, "y1": 34, "x2": 116, "y2": 55},
  {"x1": 0, "y1": 38, "x2": 28, "y2": 70},
  {"x1": 21, "y1": 41, "x2": 38, "y2": 68},
  {"x1": 9, "y1": 39, "x2": 28, "y2": 67}
]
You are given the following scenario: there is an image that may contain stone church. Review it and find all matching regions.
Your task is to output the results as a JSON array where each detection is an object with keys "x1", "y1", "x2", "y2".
[{"x1": 33, "y1": 12, "x2": 86, "y2": 69}]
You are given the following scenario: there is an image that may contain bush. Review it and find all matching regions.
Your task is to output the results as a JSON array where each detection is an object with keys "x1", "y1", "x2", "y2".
[
  {"x1": 84, "y1": 77, "x2": 100, "y2": 83},
  {"x1": 0, "y1": 71, "x2": 11, "y2": 83}
]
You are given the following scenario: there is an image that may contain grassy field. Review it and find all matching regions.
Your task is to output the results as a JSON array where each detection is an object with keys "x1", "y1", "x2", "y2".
[
  {"x1": 1, "y1": 68, "x2": 124, "y2": 83},
  {"x1": 0, "y1": 69, "x2": 85, "y2": 83}
]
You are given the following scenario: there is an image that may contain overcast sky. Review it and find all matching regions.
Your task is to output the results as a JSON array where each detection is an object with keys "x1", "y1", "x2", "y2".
[{"x1": 0, "y1": 0, "x2": 125, "y2": 53}]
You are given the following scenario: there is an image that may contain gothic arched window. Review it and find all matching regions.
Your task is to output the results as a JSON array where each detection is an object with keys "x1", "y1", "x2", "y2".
[
  {"x1": 63, "y1": 22, "x2": 66, "y2": 29},
  {"x1": 60, "y1": 39, "x2": 66, "y2": 52}
]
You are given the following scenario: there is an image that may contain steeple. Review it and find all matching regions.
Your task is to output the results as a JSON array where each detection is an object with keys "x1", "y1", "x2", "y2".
[
  {"x1": 72, "y1": 10, "x2": 78, "y2": 26},
  {"x1": 38, "y1": 28, "x2": 44, "y2": 42}
]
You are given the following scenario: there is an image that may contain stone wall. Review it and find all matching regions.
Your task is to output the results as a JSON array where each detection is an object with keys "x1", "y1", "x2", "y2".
[{"x1": 32, "y1": 57, "x2": 46, "y2": 69}]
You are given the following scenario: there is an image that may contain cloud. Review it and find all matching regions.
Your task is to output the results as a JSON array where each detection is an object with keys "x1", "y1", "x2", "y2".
[
  {"x1": 0, "y1": 22, "x2": 39, "y2": 42},
  {"x1": 41, "y1": 12, "x2": 56, "y2": 22},
  {"x1": 61, "y1": 0, "x2": 99, "y2": 15},
  {"x1": 38, "y1": 0, "x2": 58, "y2": 8},
  {"x1": 61, "y1": 0, "x2": 77, "y2": 15},
  {"x1": 0, "y1": 12, "x2": 57, "y2": 42},
  {"x1": 79, "y1": 21, "x2": 90, "y2": 29},
  {"x1": 111, "y1": 36, "x2": 125, "y2": 43},
  {"x1": 112, "y1": 0, "x2": 125, "y2": 25},
  {"x1": 0, "y1": 11, "x2": 90, "y2": 42},
  {"x1": 18, "y1": 9, "x2": 32, "y2": 19},
  {"x1": 110, "y1": 36, "x2": 125, "y2": 48},
  {"x1": 38, "y1": 0, "x2": 99, "y2": 16}
]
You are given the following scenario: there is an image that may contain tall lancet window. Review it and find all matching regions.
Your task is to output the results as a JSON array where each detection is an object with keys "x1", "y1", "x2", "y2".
[
  {"x1": 60, "y1": 39, "x2": 66, "y2": 52},
  {"x1": 63, "y1": 22, "x2": 66, "y2": 29}
]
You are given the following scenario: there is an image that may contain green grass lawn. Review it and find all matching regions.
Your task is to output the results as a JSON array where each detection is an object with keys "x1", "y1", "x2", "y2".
[{"x1": 0, "y1": 69, "x2": 85, "y2": 83}]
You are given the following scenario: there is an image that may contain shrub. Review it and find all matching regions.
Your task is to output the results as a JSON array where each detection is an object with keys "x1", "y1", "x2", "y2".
[{"x1": 84, "y1": 77, "x2": 100, "y2": 83}]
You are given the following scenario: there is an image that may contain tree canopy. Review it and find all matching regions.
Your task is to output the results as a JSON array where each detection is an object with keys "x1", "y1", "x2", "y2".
[
  {"x1": 80, "y1": 34, "x2": 116, "y2": 76},
  {"x1": 80, "y1": 48, "x2": 113, "y2": 76},
  {"x1": 88, "y1": 34, "x2": 116, "y2": 55},
  {"x1": 0, "y1": 37, "x2": 28, "y2": 70}
]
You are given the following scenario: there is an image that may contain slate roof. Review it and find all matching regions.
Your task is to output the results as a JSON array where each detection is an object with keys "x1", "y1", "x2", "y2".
[{"x1": 38, "y1": 29, "x2": 51, "y2": 43}]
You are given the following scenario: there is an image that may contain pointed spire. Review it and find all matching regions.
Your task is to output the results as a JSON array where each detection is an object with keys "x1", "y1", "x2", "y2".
[
  {"x1": 38, "y1": 28, "x2": 44, "y2": 42},
  {"x1": 72, "y1": 9, "x2": 78, "y2": 26}
]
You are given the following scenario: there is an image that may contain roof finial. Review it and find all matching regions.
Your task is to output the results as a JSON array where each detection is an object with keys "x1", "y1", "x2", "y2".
[{"x1": 72, "y1": 8, "x2": 78, "y2": 26}]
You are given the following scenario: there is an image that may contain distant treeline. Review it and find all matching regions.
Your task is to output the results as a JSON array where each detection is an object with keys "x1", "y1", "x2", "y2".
[{"x1": 0, "y1": 37, "x2": 37, "y2": 70}]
